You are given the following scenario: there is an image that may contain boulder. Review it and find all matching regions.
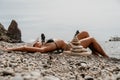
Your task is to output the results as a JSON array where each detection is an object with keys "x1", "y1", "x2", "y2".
[
  {"x1": 0, "y1": 23, "x2": 10, "y2": 42},
  {"x1": 0, "y1": 20, "x2": 22, "y2": 43},
  {"x1": 0, "y1": 23, "x2": 7, "y2": 35},
  {"x1": 7, "y1": 20, "x2": 22, "y2": 43}
]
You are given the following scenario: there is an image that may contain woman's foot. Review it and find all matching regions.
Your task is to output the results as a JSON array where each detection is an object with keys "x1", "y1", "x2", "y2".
[{"x1": 92, "y1": 52, "x2": 109, "y2": 58}]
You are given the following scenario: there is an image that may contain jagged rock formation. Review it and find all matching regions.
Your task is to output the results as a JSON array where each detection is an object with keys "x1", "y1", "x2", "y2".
[
  {"x1": 0, "y1": 20, "x2": 22, "y2": 43},
  {"x1": 7, "y1": 20, "x2": 22, "y2": 42}
]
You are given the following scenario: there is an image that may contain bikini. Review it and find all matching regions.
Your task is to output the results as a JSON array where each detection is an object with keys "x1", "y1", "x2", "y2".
[{"x1": 46, "y1": 39, "x2": 63, "y2": 53}]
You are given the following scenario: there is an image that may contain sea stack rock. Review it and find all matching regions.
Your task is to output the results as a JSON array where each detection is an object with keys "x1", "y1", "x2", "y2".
[
  {"x1": 0, "y1": 23, "x2": 10, "y2": 42},
  {"x1": 7, "y1": 20, "x2": 22, "y2": 43},
  {"x1": 0, "y1": 20, "x2": 22, "y2": 43},
  {"x1": 0, "y1": 23, "x2": 7, "y2": 36}
]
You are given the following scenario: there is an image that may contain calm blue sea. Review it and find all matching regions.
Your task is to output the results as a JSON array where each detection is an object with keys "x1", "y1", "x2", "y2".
[{"x1": 0, "y1": 0, "x2": 120, "y2": 58}]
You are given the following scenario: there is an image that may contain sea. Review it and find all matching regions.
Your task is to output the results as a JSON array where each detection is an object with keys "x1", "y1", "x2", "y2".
[
  {"x1": 100, "y1": 41, "x2": 120, "y2": 59},
  {"x1": 0, "y1": 0, "x2": 120, "y2": 58}
]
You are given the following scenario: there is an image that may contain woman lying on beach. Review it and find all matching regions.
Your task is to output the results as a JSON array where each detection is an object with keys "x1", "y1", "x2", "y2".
[{"x1": 2, "y1": 31, "x2": 109, "y2": 58}]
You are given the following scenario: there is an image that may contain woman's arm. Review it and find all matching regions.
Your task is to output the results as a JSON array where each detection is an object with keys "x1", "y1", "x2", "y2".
[{"x1": 5, "y1": 46, "x2": 44, "y2": 53}]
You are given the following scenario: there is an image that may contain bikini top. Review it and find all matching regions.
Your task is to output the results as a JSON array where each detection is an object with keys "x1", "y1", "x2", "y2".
[
  {"x1": 46, "y1": 39, "x2": 63, "y2": 53},
  {"x1": 46, "y1": 39, "x2": 54, "y2": 43}
]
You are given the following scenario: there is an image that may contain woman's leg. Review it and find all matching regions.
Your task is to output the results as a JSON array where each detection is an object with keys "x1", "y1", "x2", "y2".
[
  {"x1": 6, "y1": 46, "x2": 45, "y2": 53},
  {"x1": 76, "y1": 31, "x2": 99, "y2": 56},
  {"x1": 80, "y1": 37, "x2": 109, "y2": 58},
  {"x1": 76, "y1": 31, "x2": 90, "y2": 40}
]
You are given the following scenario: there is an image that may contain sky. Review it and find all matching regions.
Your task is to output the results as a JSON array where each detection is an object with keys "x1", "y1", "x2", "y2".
[{"x1": 0, "y1": 0, "x2": 120, "y2": 42}]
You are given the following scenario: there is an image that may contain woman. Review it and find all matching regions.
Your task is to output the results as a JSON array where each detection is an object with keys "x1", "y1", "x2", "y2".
[{"x1": 2, "y1": 31, "x2": 109, "y2": 58}]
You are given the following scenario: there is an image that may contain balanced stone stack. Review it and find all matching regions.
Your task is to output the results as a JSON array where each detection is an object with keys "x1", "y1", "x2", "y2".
[
  {"x1": 71, "y1": 36, "x2": 88, "y2": 53},
  {"x1": 63, "y1": 36, "x2": 91, "y2": 56}
]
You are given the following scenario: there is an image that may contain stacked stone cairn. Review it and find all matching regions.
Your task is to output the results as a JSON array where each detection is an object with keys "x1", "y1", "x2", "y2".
[
  {"x1": 63, "y1": 36, "x2": 91, "y2": 56},
  {"x1": 71, "y1": 36, "x2": 88, "y2": 53}
]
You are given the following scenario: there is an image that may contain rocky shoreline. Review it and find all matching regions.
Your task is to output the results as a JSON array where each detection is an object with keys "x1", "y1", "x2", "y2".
[
  {"x1": 0, "y1": 20, "x2": 120, "y2": 80},
  {"x1": 0, "y1": 41, "x2": 120, "y2": 80}
]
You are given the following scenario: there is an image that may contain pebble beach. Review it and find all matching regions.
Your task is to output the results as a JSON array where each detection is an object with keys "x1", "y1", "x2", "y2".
[
  {"x1": 1, "y1": 0, "x2": 120, "y2": 79},
  {"x1": 0, "y1": 41, "x2": 120, "y2": 80}
]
